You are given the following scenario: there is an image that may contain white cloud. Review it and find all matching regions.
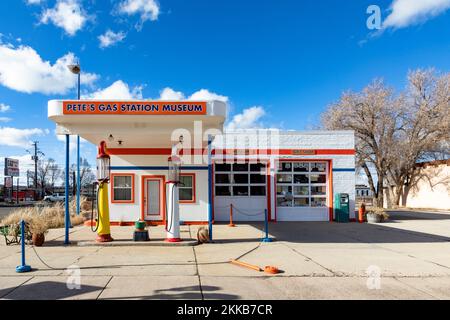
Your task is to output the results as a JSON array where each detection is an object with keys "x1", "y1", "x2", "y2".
[
  {"x1": 82, "y1": 80, "x2": 143, "y2": 100},
  {"x1": 225, "y1": 106, "x2": 266, "y2": 131},
  {"x1": 0, "y1": 103, "x2": 11, "y2": 112},
  {"x1": 0, "y1": 127, "x2": 47, "y2": 147},
  {"x1": 188, "y1": 89, "x2": 229, "y2": 103},
  {"x1": 157, "y1": 87, "x2": 229, "y2": 103},
  {"x1": 0, "y1": 43, "x2": 98, "y2": 94},
  {"x1": 55, "y1": 131, "x2": 87, "y2": 152},
  {"x1": 159, "y1": 87, "x2": 185, "y2": 100},
  {"x1": 98, "y1": 30, "x2": 127, "y2": 49},
  {"x1": 118, "y1": 0, "x2": 160, "y2": 29},
  {"x1": 383, "y1": 0, "x2": 450, "y2": 29},
  {"x1": 0, "y1": 117, "x2": 12, "y2": 123},
  {"x1": 26, "y1": 0, "x2": 42, "y2": 5},
  {"x1": 40, "y1": 0, "x2": 89, "y2": 36}
]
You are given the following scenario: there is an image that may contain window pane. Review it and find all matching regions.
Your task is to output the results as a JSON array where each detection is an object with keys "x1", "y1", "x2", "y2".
[
  {"x1": 250, "y1": 163, "x2": 266, "y2": 172},
  {"x1": 114, "y1": 176, "x2": 132, "y2": 188},
  {"x1": 294, "y1": 186, "x2": 309, "y2": 196},
  {"x1": 311, "y1": 186, "x2": 326, "y2": 195},
  {"x1": 311, "y1": 197, "x2": 327, "y2": 207},
  {"x1": 294, "y1": 174, "x2": 309, "y2": 184},
  {"x1": 278, "y1": 162, "x2": 292, "y2": 172},
  {"x1": 114, "y1": 189, "x2": 131, "y2": 201},
  {"x1": 311, "y1": 162, "x2": 326, "y2": 172},
  {"x1": 250, "y1": 174, "x2": 266, "y2": 184},
  {"x1": 277, "y1": 197, "x2": 292, "y2": 207},
  {"x1": 233, "y1": 174, "x2": 249, "y2": 184},
  {"x1": 233, "y1": 163, "x2": 249, "y2": 172},
  {"x1": 179, "y1": 188, "x2": 193, "y2": 201},
  {"x1": 215, "y1": 186, "x2": 231, "y2": 196},
  {"x1": 250, "y1": 186, "x2": 266, "y2": 196},
  {"x1": 233, "y1": 186, "x2": 249, "y2": 196},
  {"x1": 276, "y1": 174, "x2": 292, "y2": 183},
  {"x1": 215, "y1": 174, "x2": 230, "y2": 184},
  {"x1": 180, "y1": 175, "x2": 192, "y2": 187},
  {"x1": 293, "y1": 162, "x2": 309, "y2": 172},
  {"x1": 310, "y1": 174, "x2": 326, "y2": 184},
  {"x1": 294, "y1": 198, "x2": 309, "y2": 207},
  {"x1": 215, "y1": 163, "x2": 231, "y2": 172},
  {"x1": 277, "y1": 185, "x2": 292, "y2": 195}
]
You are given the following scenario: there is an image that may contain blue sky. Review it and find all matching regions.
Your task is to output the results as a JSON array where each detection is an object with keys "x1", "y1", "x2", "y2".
[{"x1": 0, "y1": 0, "x2": 450, "y2": 184}]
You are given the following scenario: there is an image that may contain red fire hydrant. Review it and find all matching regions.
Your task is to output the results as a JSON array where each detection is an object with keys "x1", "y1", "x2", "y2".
[{"x1": 358, "y1": 203, "x2": 366, "y2": 223}]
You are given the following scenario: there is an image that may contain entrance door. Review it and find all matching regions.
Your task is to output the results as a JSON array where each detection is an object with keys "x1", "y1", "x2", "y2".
[{"x1": 142, "y1": 176, "x2": 165, "y2": 221}]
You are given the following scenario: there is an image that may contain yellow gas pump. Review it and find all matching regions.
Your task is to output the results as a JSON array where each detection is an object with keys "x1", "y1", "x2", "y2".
[{"x1": 96, "y1": 141, "x2": 113, "y2": 243}]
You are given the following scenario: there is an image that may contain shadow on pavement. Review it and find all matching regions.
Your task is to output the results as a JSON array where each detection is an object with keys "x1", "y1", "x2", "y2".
[{"x1": 0, "y1": 281, "x2": 103, "y2": 300}]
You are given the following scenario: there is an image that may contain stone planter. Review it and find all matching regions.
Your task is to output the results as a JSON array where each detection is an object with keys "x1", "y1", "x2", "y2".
[
  {"x1": 32, "y1": 233, "x2": 45, "y2": 246},
  {"x1": 366, "y1": 212, "x2": 382, "y2": 223}
]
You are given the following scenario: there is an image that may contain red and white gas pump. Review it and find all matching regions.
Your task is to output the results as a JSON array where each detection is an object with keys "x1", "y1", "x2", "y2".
[{"x1": 165, "y1": 136, "x2": 183, "y2": 242}]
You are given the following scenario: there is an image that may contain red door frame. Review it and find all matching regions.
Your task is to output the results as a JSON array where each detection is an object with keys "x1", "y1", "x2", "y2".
[{"x1": 141, "y1": 175, "x2": 166, "y2": 225}]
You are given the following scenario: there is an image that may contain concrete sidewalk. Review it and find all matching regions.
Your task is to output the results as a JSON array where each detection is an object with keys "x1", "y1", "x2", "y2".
[{"x1": 1, "y1": 209, "x2": 450, "y2": 299}]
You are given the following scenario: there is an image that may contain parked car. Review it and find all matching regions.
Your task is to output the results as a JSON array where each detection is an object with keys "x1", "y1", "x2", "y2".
[{"x1": 43, "y1": 193, "x2": 66, "y2": 202}]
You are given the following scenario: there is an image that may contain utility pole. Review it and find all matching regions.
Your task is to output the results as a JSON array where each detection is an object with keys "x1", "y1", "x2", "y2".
[{"x1": 27, "y1": 141, "x2": 44, "y2": 201}]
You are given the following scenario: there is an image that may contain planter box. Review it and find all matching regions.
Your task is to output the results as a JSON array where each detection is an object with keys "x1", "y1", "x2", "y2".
[{"x1": 366, "y1": 213, "x2": 382, "y2": 223}]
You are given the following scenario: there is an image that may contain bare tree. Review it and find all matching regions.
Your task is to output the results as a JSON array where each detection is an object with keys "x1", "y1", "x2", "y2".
[
  {"x1": 68, "y1": 158, "x2": 96, "y2": 191},
  {"x1": 48, "y1": 159, "x2": 61, "y2": 193},
  {"x1": 322, "y1": 69, "x2": 449, "y2": 208},
  {"x1": 386, "y1": 70, "x2": 450, "y2": 206},
  {"x1": 321, "y1": 79, "x2": 405, "y2": 207}
]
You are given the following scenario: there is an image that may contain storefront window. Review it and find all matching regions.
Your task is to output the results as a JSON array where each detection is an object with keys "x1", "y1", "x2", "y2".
[
  {"x1": 310, "y1": 174, "x2": 326, "y2": 184},
  {"x1": 294, "y1": 197, "x2": 309, "y2": 207},
  {"x1": 215, "y1": 186, "x2": 231, "y2": 196},
  {"x1": 215, "y1": 162, "x2": 267, "y2": 197},
  {"x1": 179, "y1": 174, "x2": 195, "y2": 202},
  {"x1": 276, "y1": 161, "x2": 328, "y2": 208},
  {"x1": 311, "y1": 197, "x2": 327, "y2": 207},
  {"x1": 294, "y1": 174, "x2": 309, "y2": 184},
  {"x1": 112, "y1": 174, "x2": 134, "y2": 202}
]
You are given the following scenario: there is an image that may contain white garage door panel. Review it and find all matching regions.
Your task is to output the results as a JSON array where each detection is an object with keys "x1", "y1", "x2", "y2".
[
  {"x1": 214, "y1": 197, "x2": 267, "y2": 221},
  {"x1": 276, "y1": 207, "x2": 328, "y2": 221}
]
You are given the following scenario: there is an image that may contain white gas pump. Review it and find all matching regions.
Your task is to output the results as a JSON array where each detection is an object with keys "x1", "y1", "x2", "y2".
[{"x1": 165, "y1": 136, "x2": 183, "y2": 242}]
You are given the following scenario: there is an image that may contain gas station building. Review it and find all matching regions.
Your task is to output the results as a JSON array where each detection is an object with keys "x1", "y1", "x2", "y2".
[{"x1": 48, "y1": 99, "x2": 356, "y2": 227}]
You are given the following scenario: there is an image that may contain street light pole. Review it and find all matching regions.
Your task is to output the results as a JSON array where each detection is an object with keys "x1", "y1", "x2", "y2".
[{"x1": 68, "y1": 63, "x2": 81, "y2": 216}]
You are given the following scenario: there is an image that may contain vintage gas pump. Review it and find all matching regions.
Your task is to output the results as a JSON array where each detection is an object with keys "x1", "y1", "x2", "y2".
[
  {"x1": 95, "y1": 141, "x2": 113, "y2": 242},
  {"x1": 166, "y1": 137, "x2": 183, "y2": 242}
]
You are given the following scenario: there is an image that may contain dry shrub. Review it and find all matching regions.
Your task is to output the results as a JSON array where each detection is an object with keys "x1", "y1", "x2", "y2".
[
  {"x1": 69, "y1": 196, "x2": 92, "y2": 214},
  {"x1": 1, "y1": 203, "x2": 86, "y2": 235},
  {"x1": 367, "y1": 207, "x2": 390, "y2": 221}
]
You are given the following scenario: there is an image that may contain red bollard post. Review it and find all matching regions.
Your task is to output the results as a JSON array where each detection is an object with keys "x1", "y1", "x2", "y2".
[{"x1": 228, "y1": 204, "x2": 236, "y2": 227}]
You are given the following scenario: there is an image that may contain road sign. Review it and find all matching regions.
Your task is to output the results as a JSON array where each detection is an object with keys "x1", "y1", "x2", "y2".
[
  {"x1": 4, "y1": 177, "x2": 13, "y2": 188},
  {"x1": 4, "y1": 158, "x2": 19, "y2": 177}
]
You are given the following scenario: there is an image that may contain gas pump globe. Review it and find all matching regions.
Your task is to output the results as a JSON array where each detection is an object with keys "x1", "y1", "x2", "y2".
[
  {"x1": 168, "y1": 155, "x2": 181, "y2": 183},
  {"x1": 97, "y1": 141, "x2": 111, "y2": 182}
]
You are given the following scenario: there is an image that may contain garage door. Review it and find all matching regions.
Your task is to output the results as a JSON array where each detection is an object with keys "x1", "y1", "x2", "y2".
[
  {"x1": 214, "y1": 161, "x2": 268, "y2": 221},
  {"x1": 276, "y1": 161, "x2": 329, "y2": 221}
]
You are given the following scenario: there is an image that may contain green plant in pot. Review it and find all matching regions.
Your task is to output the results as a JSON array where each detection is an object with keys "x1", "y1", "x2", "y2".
[{"x1": 366, "y1": 208, "x2": 389, "y2": 223}]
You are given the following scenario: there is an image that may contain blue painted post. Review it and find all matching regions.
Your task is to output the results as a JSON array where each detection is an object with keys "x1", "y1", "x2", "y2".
[
  {"x1": 76, "y1": 135, "x2": 80, "y2": 215},
  {"x1": 64, "y1": 134, "x2": 70, "y2": 245},
  {"x1": 207, "y1": 135, "x2": 213, "y2": 242},
  {"x1": 16, "y1": 220, "x2": 31, "y2": 273},
  {"x1": 261, "y1": 209, "x2": 273, "y2": 243}
]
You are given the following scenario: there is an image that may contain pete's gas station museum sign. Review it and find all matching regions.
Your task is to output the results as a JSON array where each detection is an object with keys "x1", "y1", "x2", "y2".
[{"x1": 63, "y1": 101, "x2": 207, "y2": 115}]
